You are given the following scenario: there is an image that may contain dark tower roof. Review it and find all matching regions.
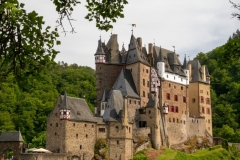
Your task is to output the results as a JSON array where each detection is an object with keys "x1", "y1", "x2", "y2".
[
  {"x1": 110, "y1": 69, "x2": 139, "y2": 99},
  {"x1": 101, "y1": 89, "x2": 107, "y2": 102},
  {"x1": 0, "y1": 131, "x2": 24, "y2": 142},
  {"x1": 146, "y1": 93, "x2": 155, "y2": 107},
  {"x1": 182, "y1": 54, "x2": 188, "y2": 69},
  {"x1": 188, "y1": 60, "x2": 209, "y2": 83},
  {"x1": 125, "y1": 35, "x2": 150, "y2": 65},
  {"x1": 95, "y1": 38, "x2": 105, "y2": 55},
  {"x1": 60, "y1": 92, "x2": 68, "y2": 109},
  {"x1": 102, "y1": 90, "x2": 123, "y2": 122}
]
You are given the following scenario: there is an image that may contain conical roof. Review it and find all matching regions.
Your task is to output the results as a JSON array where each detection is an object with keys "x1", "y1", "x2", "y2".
[
  {"x1": 95, "y1": 38, "x2": 105, "y2": 55},
  {"x1": 182, "y1": 55, "x2": 187, "y2": 69}
]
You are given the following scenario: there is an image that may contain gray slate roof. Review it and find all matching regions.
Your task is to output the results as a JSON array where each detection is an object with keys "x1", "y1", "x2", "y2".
[
  {"x1": 125, "y1": 35, "x2": 150, "y2": 66},
  {"x1": 146, "y1": 93, "x2": 155, "y2": 107},
  {"x1": 103, "y1": 90, "x2": 123, "y2": 122},
  {"x1": 153, "y1": 46, "x2": 186, "y2": 77},
  {"x1": 0, "y1": 131, "x2": 24, "y2": 142},
  {"x1": 110, "y1": 69, "x2": 140, "y2": 99},
  {"x1": 105, "y1": 34, "x2": 120, "y2": 63},
  {"x1": 60, "y1": 95, "x2": 96, "y2": 122}
]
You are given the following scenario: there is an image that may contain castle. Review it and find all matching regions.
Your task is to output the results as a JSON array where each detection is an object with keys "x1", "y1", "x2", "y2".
[{"x1": 45, "y1": 34, "x2": 212, "y2": 160}]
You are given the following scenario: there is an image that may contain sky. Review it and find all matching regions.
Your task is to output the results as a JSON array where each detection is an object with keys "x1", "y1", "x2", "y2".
[{"x1": 20, "y1": 0, "x2": 239, "y2": 69}]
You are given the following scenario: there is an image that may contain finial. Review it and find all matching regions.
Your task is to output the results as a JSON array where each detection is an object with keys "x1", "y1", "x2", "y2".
[
  {"x1": 188, "y1": 56, "x2": 190, "y2": 61},
  {"x1": 130, "y1": 24, "x2": 136, "y2": 35},
  {"x1": 153, "y1": 39, "x2": 155, "y2": 46},
  {"x1": 122, "y1": 42, "x2": 124, "y2": 47},
  {"x1": 172, "y1": 46, "x2": 175, "y2": 52},
  {"x1": 100, "y1": 35, "x2": 101, "y2": 40}
]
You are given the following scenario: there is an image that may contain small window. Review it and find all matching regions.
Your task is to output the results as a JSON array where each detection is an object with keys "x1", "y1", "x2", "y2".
[
  {"x1": 173, "y1": 118, "x2": 175, "y2": 123},
  {"x1": 116, "y1": 126, "x2": 119, "y2": 132},
  {"x1": 56, "y1": 123, "x2": 58, "y2": 127},
  {"x1": 143, "y1": 91, "x2": 145, "y2": 97},
  {"x1": 147, "y1": 81, "x2": 149, "y2": 87},
  {"x1": 76, "y1": 134, "x2": 78, "y2": 138},
  {"x1": 146, "y1": 69, "x2": 149, "y2": 73},
  {"x1": 169, "y1": 83, "x2": 171, "y2": 87},
  {"x1": 129, "y1": 127, "x2": 131, "y2": 133},
  {"x1": 55, "y1": 113, "x2": 57, "y2": 117},
  {"x1": 183, "y1": 96, "x2": 186, "y2": 103},
  {"x1": 202, "y1": 107, "x2": 205, "y2": 113},
  {"x1": 50, "y1": 123, "x2": 52, "y2": 126},
  {"x1": 201, "y1": 96, "x2": 204, "y2": 103},
  {"x1": 174, "y1": 85, "x2": 176, "y2": 89},
  {"x1": 175, "y1": 106, "x2": 178, "y2": 113},
  {"x1": 174, "y1": 76, "x2": 175, "y2": 80},
  {"x1": 80, "y1": 145, "x2": 82, "y2": 149},
  {"x1": 169, "y1": 118, "x2": 171, "y2": 122},
  {"x1": 171, "y1": 106, "x2": 174, "y2": 112},
  {"x1": 207, "y1": 91, "x2": 209, "y2": 95},
  {"x1": 134, "y1": 101, "x2": 136, "y2": 104},
  {"x1": 143, "y1": 79, "x2": 145, "y2": 86},
  {"x1": 138, "y1": 101, "x2": 140, "y2": 105},
  {"x1": 181, "y1": 86, "x2": 183, "y2": 90},
  {"x1": 192, "y1": 98, "x2": 196, "y2": 103},
  {"x1": 184, "y1": 121, "x2": 185, "y2": 124},
  {"x1": 92, "y1": 125, "x2": 94, "y2": 128},
  {"x1": 86, "y1": 134, "x2": 88, "y2": 138},
  {"x1": 55, "y1": 132, "x2": 57, "y2": 136},
  {"x1": 85, "y1": 124, "x2": 87, "y2": 127},
  {"x1": 117, "y1": 140, "x2": 119, "y2": 145},
  {"x1": 166, "y1": 93, "x2": 170, "y2": 100},
  {"x1": 167, "y1": 75, "x2": 168, "y2": 78},
  {"x1": 99, "y1": 128, "x2": 106, "y2": 132},
  {"x1": 174, "y1": 95, "x2": 178, "y2": 101},
  {"x1": 177, "y1": 119, "x2": 179, "y2": 123},
  {"x1": 129, "y1": 100, "x2": 131, "y2": 104},
  {"x1": 73, "y1": 123, "x2": 75, "y2": 127},
  {"x1": 139, "y1": 109, "x2": 146, "y2": 114},
  {"x1": 149, "y1": 110, "x2": 151, "y2": 114}
]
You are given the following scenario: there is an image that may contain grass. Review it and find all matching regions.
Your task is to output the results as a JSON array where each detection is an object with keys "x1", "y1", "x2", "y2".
[{"x1": 156, "y1": 145, "x2": 232, "y2": 160}]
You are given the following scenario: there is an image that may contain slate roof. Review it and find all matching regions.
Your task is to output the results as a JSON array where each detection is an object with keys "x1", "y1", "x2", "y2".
[
  {"x1": 103, "y1": 90, "x2": 123, "y2": 122},
  {"x1": 125, "y1": 35, "x2": 150, "y2": 66},
  {"x1": 110, "y1": 69, "x2": 140, "y2": 99},
  {"x1": 153, "y1": 46, "x2": 186, "y2": 77},
  {"x1": 188, "y1": 60, "x2": 209, "y2": 83},
  {"x1": 146, "y1": 93, "x2": 155, "y2": 107},
  {"x1": 60, "y1": 95, "x2": 96, "y2": 122},
  {"x1": 0, "y1": 131, "x2": 24, "y2": 142}
]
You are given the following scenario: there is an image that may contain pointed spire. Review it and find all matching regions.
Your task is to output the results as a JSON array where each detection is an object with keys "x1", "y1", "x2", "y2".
[
  {"x1": 95, "y1": 37, "x2": 105, "y2": 55},
  {"x1": 159, "y1": 46, "x2": 164, "y2": 62},
  {"x1": 183, "y1": 54, "x2": 187, "y2": 69},
  {"x1": 61, "y1": 92, "x2": 68, "y2": 109}
]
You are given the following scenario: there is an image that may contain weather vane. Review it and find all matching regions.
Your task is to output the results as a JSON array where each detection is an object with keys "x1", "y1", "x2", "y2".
[
  {"x1": 172, "y1": 46, "x2": 176, "y2": 52},
  {"x1": 129, "y1": 24, "x2": 136, "y2": 35}
]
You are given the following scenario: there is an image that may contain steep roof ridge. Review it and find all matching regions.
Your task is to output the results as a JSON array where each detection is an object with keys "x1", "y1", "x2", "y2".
[
  {"x1": 182, "y1": 54, "x2": 187, "y2": 69},
  {"x1": 60, "y1": 92, "x2": 68, "y2": 109}
]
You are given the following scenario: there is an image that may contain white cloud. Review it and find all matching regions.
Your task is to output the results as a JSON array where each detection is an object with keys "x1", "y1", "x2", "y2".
[{"x1": 20, "y1": 0, "x2": 239, "y2": 68}]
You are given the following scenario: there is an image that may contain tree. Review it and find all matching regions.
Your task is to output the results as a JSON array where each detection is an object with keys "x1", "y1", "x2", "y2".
[
  {"x1": 1, "y1": 0, "x2": 128, "y2": 79},
  {"x1": 0, "y1": 0, "x2": 60, "y2": 80}
]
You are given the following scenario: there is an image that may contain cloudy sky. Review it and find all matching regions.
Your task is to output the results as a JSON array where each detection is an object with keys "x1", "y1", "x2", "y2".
[{"x1": 20, "y1": 0, "x2": 239, "y2": 69}]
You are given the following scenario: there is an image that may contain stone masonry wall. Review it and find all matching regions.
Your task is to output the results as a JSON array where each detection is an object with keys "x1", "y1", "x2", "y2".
[
  {"x1": 46, "y1": 96, "x2": 67, "y2": 153},
  {"x1": 65, "y1": 121, "x2": 97, "y2": 159},
  {"x1": 0, "y1": 142, "x2": 23, "y2": 160},
  {"x1": 161, "y1": 80, "x2": 188, "y2": 146},
  {"x1": 188, "y1": 117, "x2": 206, "y2": 138},
  {"x1": 108, "y1": 121, "x2": 133, "y2": 160}
]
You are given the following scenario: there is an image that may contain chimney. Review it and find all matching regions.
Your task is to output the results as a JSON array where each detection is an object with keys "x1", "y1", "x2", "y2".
[
  {"x1": 201, "y1": 65, "x2": 206, "y2": 81},
  {"x1": 148, "y1": 43, "x2": 153, "y2": 54},
  {"x1": 137, "y1": 37, "x2": 142, "y2": 49},
  {"x1": 188, "y1": 63, "x2": 192, "y2": 81}
]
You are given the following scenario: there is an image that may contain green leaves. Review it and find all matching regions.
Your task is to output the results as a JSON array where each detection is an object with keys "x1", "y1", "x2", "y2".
[
  {"x1": 85, "y1": 0, "x2": 128, "y2": 31},
  {"x1": 0, "y1": 1, "x2": 60, "y2": 81}
]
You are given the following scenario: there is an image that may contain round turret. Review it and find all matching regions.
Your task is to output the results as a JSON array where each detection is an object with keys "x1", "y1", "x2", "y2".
[{"x1": 95, "y1": 38, "x2": 106, "y2": 64}]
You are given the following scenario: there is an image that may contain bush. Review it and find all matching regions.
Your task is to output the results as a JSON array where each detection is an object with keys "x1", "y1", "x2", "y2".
[{"x1": 131, "y1": 153, "x2": 148, "y2": 160}]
